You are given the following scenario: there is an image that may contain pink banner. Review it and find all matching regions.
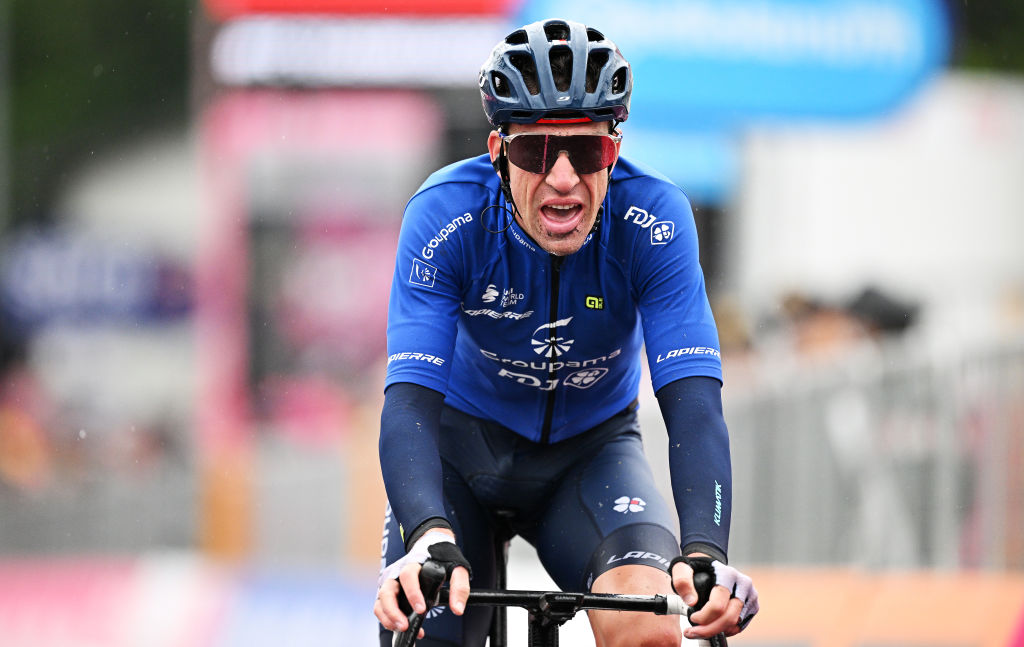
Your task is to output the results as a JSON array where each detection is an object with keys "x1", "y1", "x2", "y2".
[{"x1": 0, "y1": 560, "x2": 138, "y2": 647}]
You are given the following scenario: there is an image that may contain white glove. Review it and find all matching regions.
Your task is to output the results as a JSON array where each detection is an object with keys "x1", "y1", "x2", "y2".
[
  {"x1": 377, "y1": 530, "x2": 460, "y2": 588},
  {"x1": 671, "y1": 555, "x2": 759, "y2": 630}
]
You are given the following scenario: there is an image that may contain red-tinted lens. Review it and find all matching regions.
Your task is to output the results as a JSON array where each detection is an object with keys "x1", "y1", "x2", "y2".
[{"x1": 505, "y1": 135, "x2": 618, "y2": 174}]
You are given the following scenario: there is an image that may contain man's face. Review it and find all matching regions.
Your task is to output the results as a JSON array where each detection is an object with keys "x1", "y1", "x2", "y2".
[{"x1": 487, "y1": 121, "x2": 619, "y2": 257}]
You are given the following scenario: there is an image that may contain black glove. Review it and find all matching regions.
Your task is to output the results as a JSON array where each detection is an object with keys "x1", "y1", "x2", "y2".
[{"x1": 427, "y1": 541, "x2": 473, "y2": 580}]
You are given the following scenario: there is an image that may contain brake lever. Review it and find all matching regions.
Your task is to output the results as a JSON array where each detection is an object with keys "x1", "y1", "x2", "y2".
[
  {"x1": 689, "y1": 570, "x2": 728, "y2": 647},
  {"x1": 392, "y1": 560, "x2": 447, "y2": 647}
]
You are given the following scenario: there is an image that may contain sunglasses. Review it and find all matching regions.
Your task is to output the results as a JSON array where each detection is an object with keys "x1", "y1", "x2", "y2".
[{"x1": 500, "y1": 133, "x2": 622, "y2": 175}]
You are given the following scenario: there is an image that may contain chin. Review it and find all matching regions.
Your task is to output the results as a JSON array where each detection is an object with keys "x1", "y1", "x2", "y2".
[{"x1": 543, "y1": 236, "x2": 587, "y2": 256}]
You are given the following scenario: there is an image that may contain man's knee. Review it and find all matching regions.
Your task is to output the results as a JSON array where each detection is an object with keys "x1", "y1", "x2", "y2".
[
  {"x1": 592, "y1": 613, "x2": 682, "y2": 647},
  {"x1": 589, "y1": 564, "x2": 681, "y2": 647}
]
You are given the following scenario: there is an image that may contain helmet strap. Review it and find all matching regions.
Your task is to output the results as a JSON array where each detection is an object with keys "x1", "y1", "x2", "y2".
[
  {"x1": 496, "y1": 142, "x2": 522, "y2": 221},
  {"x1": 480, "y1": 141, "x2": 520, "y2": 235}
]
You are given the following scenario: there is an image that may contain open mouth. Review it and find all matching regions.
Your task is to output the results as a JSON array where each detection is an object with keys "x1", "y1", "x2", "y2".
[{"x1": 540, "y1": 203, "x2": 584, "y2": 235}]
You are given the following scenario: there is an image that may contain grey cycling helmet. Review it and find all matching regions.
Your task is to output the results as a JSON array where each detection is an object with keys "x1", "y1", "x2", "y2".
[{"x1": 479, "y1": 19, "x2": 632, "y2": 127}]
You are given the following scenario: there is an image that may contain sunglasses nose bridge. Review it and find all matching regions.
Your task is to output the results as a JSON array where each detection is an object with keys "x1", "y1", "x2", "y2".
[
  {"x1": 550, "y1": 147, "x2": 573, "y2": 168},
  {"x1": 545, "y1": 150, "x2": 580, "y2": 185}
]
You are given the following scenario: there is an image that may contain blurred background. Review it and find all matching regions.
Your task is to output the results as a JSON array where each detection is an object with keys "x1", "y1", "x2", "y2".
[{"x1": 0, "y1": 1, "x2": 1022, "y2": 645}]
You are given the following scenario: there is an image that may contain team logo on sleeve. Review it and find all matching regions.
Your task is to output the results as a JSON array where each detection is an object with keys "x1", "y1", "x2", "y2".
[
  {"x1": 624, "y1": 206, "x2": 674, "y2": 246},
  {"x1": 650, "y1": 222, "x2": 674, "y2": 245},
  {"x1": 655, "y1": 346, "x2": 721, "y2": 362},
  {"x1": 409, "y1": 258, "x2": 438, "y2": 288}
]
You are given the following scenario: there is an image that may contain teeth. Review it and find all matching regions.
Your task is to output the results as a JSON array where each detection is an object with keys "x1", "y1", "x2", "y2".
[{"x1": 549, "y1": 204, "x2": 575, "y2": 210}]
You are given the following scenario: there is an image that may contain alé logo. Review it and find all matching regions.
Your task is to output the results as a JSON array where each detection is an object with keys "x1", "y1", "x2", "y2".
[{"x1": 624, "y1": 206, "x2": 674, "y2": 245}]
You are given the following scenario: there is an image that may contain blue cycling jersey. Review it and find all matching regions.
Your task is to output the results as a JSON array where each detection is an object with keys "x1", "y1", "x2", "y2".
[{"x1": 385, "y1": 154, "x2": 722, "y2": 443}]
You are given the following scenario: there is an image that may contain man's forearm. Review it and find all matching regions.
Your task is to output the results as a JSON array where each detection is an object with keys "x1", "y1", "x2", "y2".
[
  {"x1": 379, "y1": 382, "x2": 450, "y2": 547},
  {"x1": 656, "y1": 376, "x2": 731, "y2": 563}
]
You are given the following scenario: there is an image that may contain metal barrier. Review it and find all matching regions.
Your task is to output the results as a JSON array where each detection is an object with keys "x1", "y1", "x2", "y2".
[
  {"x1": 0, "y1": 461, "x2": 199, "y2": 554},
  {"x1": 726, "y1": 336, "x2": 1024, "y2": 570}
]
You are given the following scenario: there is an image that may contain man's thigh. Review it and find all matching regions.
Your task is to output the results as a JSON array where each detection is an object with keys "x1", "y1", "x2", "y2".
[{"x1": 531, "y1": 428, "x2": 681, "y2": 592}]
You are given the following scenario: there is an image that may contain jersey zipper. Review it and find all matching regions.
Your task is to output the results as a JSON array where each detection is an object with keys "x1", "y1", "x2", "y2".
[{"x1": 540, "y1": 254, "x2": 564, "y2": 444}]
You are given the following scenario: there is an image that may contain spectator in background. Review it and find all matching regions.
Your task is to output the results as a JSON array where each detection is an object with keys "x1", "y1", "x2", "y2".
[{"x1": 0, "y1": 339, "x2": 52, "y2": 492}]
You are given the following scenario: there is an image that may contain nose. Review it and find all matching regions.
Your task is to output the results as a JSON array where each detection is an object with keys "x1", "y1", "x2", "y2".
[{"x1": 544, "y1": 152, "x2": 579, "y2": 193}]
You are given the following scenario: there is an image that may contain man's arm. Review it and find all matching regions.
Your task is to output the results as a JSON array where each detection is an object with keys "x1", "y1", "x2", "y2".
[
  {"x1": 654, "y1": 375, "x2": 731, "y2": 563},
  {"x1": 656, "y1": 376, "x2": 759, "y2": 639},
  {"x1": 379, "y1": 381, "x2": 449, "y2": 545},
  {"x1": 376, "y1": 382, "x2": 472, "y2": 633}
]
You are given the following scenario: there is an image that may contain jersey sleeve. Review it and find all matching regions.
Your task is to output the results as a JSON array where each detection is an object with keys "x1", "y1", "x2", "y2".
[
  {"x1": 384, "y1": 188, "x2": 467, "y2": 394},
  {"x1": 632, "y1": 184, "x2": 722, "y2": 391}
]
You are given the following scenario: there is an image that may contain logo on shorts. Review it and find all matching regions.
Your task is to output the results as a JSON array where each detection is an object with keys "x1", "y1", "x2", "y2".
[
  {"x1": 606, "y1": 551, "x2": 672, "y2": 568},
  {"x1": 426, "y1": 606, "x2": 446, "y2": 619},
  {"x1": 613, "y1": 496, "x2": 646, "y2": 513}
]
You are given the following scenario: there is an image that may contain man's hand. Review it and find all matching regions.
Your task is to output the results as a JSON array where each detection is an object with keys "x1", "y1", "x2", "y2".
[
  {"x1": 374, "y1": 529, "x2": 472, "y2": 637},
  {"x1": 669, "y1": 554, "x2": 759, "y2": 640}
]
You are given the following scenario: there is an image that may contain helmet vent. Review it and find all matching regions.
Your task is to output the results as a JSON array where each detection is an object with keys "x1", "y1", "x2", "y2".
[
  {"x1": 611, "y1": 67, "x2": 628, "y2": 95},
  {"x1": 550, "y1": 48, "x2": 573, "y2": 92},
  {"x1": 586, "y1": 28, "x2": 605, "y2": 42},
  {"x1": 505, "y1": 29, "x2": 528, "y2": 46},
  {"x1": 509, "y1": 53, "x2": 540, "y2": 95},
  {"x1": 543, "y1": 21, "x2": 570, "y2": 42},
  {"x1": 586, "y1": 51, "x2": 609, "y2": 93},
  {"x1": 491, "y1": 72, "x2": 512, "y2": 98}
]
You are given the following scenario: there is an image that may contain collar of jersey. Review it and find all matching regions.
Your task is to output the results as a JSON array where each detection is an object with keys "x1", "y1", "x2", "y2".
[{"x1": 502, "y1": 205, "x2": 600, "y2": 261}]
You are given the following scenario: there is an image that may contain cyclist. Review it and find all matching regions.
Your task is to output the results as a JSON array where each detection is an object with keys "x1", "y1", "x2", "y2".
[{"x1": 375, "y1": 18, "x2": 758, "y2": 647}]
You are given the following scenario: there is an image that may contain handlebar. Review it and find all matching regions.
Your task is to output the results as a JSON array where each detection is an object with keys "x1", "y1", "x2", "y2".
[{"x1": 392, "y1": 559, "x2": 727, "y2": 647}]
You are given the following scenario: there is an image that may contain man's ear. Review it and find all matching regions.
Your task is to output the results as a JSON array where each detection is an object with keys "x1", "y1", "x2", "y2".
[{"x1": 487, "y1": 130, "x2": 502, "y2": 174}]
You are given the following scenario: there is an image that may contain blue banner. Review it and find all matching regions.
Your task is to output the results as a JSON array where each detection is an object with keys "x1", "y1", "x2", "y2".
[
  {"x1": 0, "y1": 230, "x2": 193, "y2": 329},
  {"x1": 518, "y1": 0, "x2": 950, "y2": 127}
]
